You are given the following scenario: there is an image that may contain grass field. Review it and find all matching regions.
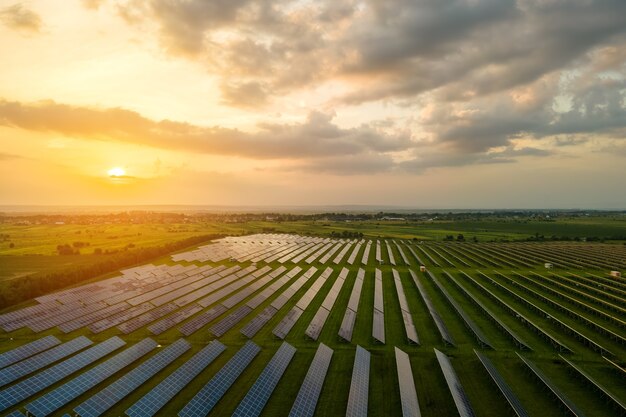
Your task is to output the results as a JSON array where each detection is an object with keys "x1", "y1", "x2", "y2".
[{"x1": 0, "y1": 235, "x2": 624, "y2": 417}]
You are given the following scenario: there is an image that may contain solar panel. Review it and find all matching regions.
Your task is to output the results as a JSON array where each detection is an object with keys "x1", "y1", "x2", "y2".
[
  {"x1": 428, "y1": 272, "x2": 491, "y2": 348},
  {"x1": 240, "y1": 306, "x2": 278, "y2": 338},
  {"x1": 395, "y1": 347, "x2": 421, "y2": 417},
  {"x1": 393, "y1": 270, "x2": 419, "y2": 345},
  {"x1": 288, "y1": 343, "x2": 333, "y2": 417},
  {"x1": 304, "y1": 308, "x2": 330, "y2": 340},
  {"x1": 210, "y1": 305, "x2": 253, "y2": 337},
  {"x1": 59, "y1": 302, "x2": 130, "y2": 333},
  {"x1": 148, "y1": 303, "x2": 203, "y2": 335},
  {"x1": 338, "y1": 308, "x2": 357, "y2": 342},
  {"x1": 474, "y1": 350, "x2": 529, "y2": 417},
  {"x1": 373, "y1": 269, "x2": 384, "y2": 312},
  {"x1": 74, "y1": 339, "x2": 191, "y2": 417},
  {"x1": 0, "y1": 337, "x2": 125, "y2": 413},
  {"x1": 179, "y1": 304, "x2": 228, "y2": 336},
  {"x1": 117, "y1": 302, "x2": 179, "y2": 334},
  {"x1": 410, "y1": 271, "x2": 455, "y2": 346},
  {"x1": 25, "y1": 338, "x2": 157, "y2": 417},
  {"x1": 178, "y1": 341, "x2": 261, "y2": 417},
  {"x1": 126, "y1": 340, "x2": 226, "y2": 417},
  {"x1": 272, "y1": 307, "x2": 304, "y2": 339},
  {"x1": 0, "y1": 336, "x2": 92, "y2": 388},
  {"x1": 346, "y1": 346, "x2": 370, "y2": 417},
  {"x1": 434, "y1": 348, "x2": 476, "y2": 417},
  {"x1": 5, "y1": 410, "x2": 26, "y2": 417},
  {"x1": 372, "y1": 309, "x2": 386, "y2": 343},
  {"x1": 516, "y1": 353, "x2": 587, "y2": 417},
  {"x1": 0, "y1": 336, "x2": 60, "y2": 369},
  {"x1": 232, "y1": 342, "x2": 297, "y2": 417}
]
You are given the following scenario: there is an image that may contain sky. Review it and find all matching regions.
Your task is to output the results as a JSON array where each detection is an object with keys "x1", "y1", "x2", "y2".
[{"x1": 0, "y1": 0, "x2": 625, "y2": 209}]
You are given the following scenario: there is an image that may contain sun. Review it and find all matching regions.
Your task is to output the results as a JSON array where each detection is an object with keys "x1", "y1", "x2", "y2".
[{"x1": 107, "y1": 167, "x2": 126, "y2": 177}]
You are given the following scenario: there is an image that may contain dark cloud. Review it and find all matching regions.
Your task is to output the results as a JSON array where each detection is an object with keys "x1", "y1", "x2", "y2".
[
  {"x1": 0, "y1": 3, "x2": 42, "y2": 33},
  {"x1": 0, "y1": 99, "x2": 412, "y2": 160}
]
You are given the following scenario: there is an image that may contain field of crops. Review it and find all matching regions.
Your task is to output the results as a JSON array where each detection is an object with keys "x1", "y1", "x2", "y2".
[{"x1": 0, "y1": 234, "x2": 625, "y2": 417}]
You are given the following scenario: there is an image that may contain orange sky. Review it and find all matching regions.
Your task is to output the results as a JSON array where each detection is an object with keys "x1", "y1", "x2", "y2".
[{"x1": 1, "y1": 0, "x2": 625, "y2": 208}]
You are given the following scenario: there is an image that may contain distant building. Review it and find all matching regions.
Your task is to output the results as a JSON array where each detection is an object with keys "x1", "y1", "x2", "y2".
[
  {"x1": 544, "y1": 263, "x2": 553, "y2": 269},
  {"x1": 381, "y1": 217, "x2": 406, "y2": 221},
  {"x1": 610, "y1": 271, "x2": 621, "y2": 278}
]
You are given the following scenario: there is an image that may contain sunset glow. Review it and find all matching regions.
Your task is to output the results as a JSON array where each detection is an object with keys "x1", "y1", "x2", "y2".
[
  {"x1": 107, "y1": 167, "x2": 126, "y2": 178},
  {"x1": 0, "y1": 1, "x2": 624, "y2": 208}
]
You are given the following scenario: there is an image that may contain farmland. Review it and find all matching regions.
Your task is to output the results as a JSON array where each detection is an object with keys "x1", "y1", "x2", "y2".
[{"x1": 0, "y1": 232, "x2": 624, "y2": 417}]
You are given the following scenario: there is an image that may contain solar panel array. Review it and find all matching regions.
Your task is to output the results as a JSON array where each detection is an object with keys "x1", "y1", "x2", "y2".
[
  {"x1": 288, "y1": 343, "x2": 333, "y2": 417},
  {"x1": 0, "y1": 336, "x2": 125, "y2": 413},
  {"x1": 232, "y1": 342, "x2": 297, "y2": 417},
  {"x1": 434, "y1": 348, "x2": 476, "y2": 417},
  {"x1": 516, "y1": 353, "x2": 587, "y2": 417},
  {"x1": 73, "y1": 339, "x2": 190, "y2": 417},
  {"x1": 339, "y1": 268, "x2": 365, "y2": 342},
  {"x1": 127, "y1": 340, "x2": 226, "y2": 417},
  {"x1": 178, "y1": 341, "x2": 261, "y2": 417},
  {"x1": 395, "y1": 347, "x2": 422, "y2": 417},
  {"x1": 0, "y1": 336, "x2": 60, "y2": 369},
  {"x1": 361, "y1": 241, "x2": 372, "y2": 265},
  {"x1": 372, "y1": 269, "x2": 385, "y2": 343},
  {"x1": 346, "y1": 345, "x2": 370, "y2": 417},
  {"x1": 179, "y1": 304, "x2": 228, "y2": 336},
  {"x1": 386, "y1": 243, "x2": 396, "y2": 265},
  {"x1": 392, "y1": 269, "x2": 419, "y2": 344},
  {"x1": 410, "y1": 270, "x2": 455, "y2": 346},
  {"x1": 0, "y1": 336, "x2": 92, "y2": 388},
  {"x1": 446, "y1": 272, "x2": 532, "y2": 350},
  {"x1": 24, "y1": 338, "x2": 157, "y2": 417},
  {"x1": 273, "y1": 267, "x2": 333, "y2": 339},
  {"x1": 305, "y1": 268, "x2": 349, "y2": 340},
  {"x1": 428, "y1": 271, "x2": 492, "y2": 348},
  {"x1": 474, "y1": 350, "x2": 529, "y2": 417},
  {"x1": 148, "y1": 303, "x2": 203, "y2": 335}
]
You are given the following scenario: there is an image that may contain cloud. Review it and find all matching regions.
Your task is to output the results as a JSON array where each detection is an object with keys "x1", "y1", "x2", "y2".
[
  {"x1": 0, "y1": 99, "x2": 412, "y2": 160},
  {"x1": 0, "y1": 3, "x2": 42, "y2": 33}
]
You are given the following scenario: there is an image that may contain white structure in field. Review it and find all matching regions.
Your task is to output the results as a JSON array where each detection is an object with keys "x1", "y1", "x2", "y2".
[
  {"x1": 610, "y1": 271, "x2": 621, "y2": 278},
  {"x1": 544, "y1": 263, "x2": 553, "y2": 269}
]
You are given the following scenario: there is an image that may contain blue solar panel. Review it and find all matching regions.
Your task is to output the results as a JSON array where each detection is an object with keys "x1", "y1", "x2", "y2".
[
  {"x1": 5, "y1": 410, "x2": 26, "y2": 417},
  {"x1": 0, "y1": 336, "x2": 92, "y2": 387},
  {"x1": 0, "y1": 336, "x2": 60, "y2": 369},
  {"x1": 73, "y1": 339, "x2": 191, "y2": 417},
  {"x1": 232, "y1": 342, "x2": 296, "y2": 417},
  {"x1": 288, "y1": 343, "x2": 333, "y2": 417},
  {"x1": 346, "y1": 346, "x2": 370, "y2": 417},
  {"x1": 127, "y1": 340, "x2": 226, "y2": 417},
  {"x1": 0, "y1": 336, "x2": 125, "y2": 413},
  {"x1": 178, "y1": 341, "x2": 260, "y2": 417},
  {"x1": 24, "y1": 338, "x2": 157, "y2": 417}
]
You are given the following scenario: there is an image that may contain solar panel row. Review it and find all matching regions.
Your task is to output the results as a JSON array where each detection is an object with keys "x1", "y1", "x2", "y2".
[
  {"x1": 372, "y1": 269, "x2": 385, "y2": 343},
  {"x1": 117, "y1": 302, "x2": 179, "y2": 334},
  {"x1": 474, "y1": 350, "x2": 529, "y2": 417},
  {"x1": 428, "y1": 271, "x2": 492, "y2": 348},
  {"x1": 392, "y1": 269, "x2": 419, "y2": 345},
  {"x1": 25, "y1": 338, "x2": 157, "y2": 417},
  {"x1": 58, "y1": 302, "x2": 130, "y2": 333},
  {"x1": 232, "y1": 342, "x2": 297, "y2": 417},
  {"x1": 410, "y1": 270, "x2": 455, "y2": 346},
  {"x1": 179, "y1": 304, "x2": 228, "y2": 336},
  {"x1": 178, "y1": 340, "x2": 260, "y2": 417},
  {"x1": 434, "y1": 348, "x2": 476, "y2": 417},
  {"x1": 0, "y1": 336, "x2": 92, "y2": 388},
  {"x1": 288, "y1": 343, "x2": 333, "y2": 417},
  {"x1": 148, "y1": 303, "x2": 203, "y2": 335},
  {"x1": 0, "y1": 336, "x2": 60, "y2": 370},
  {"x1": 127, "y1": 340, "x2": 226, "y2": 417},
  {"x1": 395, "y1": 347, "x2": 421, "y2": 417},
  {"x1": 0, "y1": 337, "x2": 126, "y2": 412},
  {"x1": 516, "y1": 353, "x2": 587, "y2": 417},
  {"x1": 446, "y1": 272, "x2": 532, "y2": 350},
  {"x1": 73, "y1": 338, "x2": 190, "y2": 417},
  {"x1": 346, "y1": 346, "x2": 370, "y2": 417},
  {"x1": 305, "y1": 268, "x2": 348, "y2": 340}
]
